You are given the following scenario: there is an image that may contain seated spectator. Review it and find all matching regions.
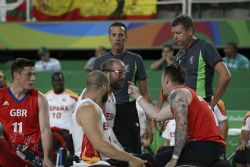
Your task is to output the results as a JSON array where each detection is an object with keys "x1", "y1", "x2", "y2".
[
  {"x1": 35, "y1": 47, "x2": 61, "y2": 72},
  {"x1": 0, "y1": 70, "x2": 9, "y2": 88},
  {"x1": 150, "y1": 45, "x2": 173, "y2": 70},
  {"x1": 45, "y1": 72, "x2": 78, "y2": 156},
  {"x1": 234, "y1": 111, "x2": 250, "y2": 167},
  {"x1": 84, "y1": 46, "x2": 106, "y2": 72},
  {"x1": 223, "y1": 42, "x2": 249, "y2": 70}
]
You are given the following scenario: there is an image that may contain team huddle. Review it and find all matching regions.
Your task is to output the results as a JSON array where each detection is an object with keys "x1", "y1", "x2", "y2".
[{"x1": 0, "y1": 15, "x2": 250, "y2": 167}]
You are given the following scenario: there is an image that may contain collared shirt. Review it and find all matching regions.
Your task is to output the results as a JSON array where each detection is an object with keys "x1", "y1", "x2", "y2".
[{"x1": 35, "y1": 58, "x2": 61, "y2": 72}]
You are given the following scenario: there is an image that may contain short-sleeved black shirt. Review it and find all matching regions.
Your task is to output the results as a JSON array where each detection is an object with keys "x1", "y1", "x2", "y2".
[
  {"x1": 174, "y1": 39, "x2": 222, "y2": 99},
  {"x1": 93, "y1": 50, "x2": 147, "y2": 104}
]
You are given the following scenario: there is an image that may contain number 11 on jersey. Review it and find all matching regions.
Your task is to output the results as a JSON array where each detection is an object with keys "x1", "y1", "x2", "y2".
[{"x1": 12, "y1": 122, "x2": 23, "y2": 133}]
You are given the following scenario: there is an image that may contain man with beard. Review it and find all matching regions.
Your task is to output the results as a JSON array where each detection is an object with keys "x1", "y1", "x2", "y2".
[
  {"x1": 93, "y1": 22, "x2": 152, "y2": 154},
  {"x1": 71, "y1": 70, "x2": 146, "y2": 167},
  {"x1": 128, "y1": 64, "x2": 226, "y2": 167}
]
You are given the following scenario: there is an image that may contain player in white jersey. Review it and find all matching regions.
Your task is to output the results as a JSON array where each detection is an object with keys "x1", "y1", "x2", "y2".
[
  {"x1": 161, "y1": 119, "x2": 176, "y2": 147},
  {"x1": 234, "y1": 111, "x2": 250, "y2": 167},
  {"x1": 46, "y1": 72, "x2": 78, "y2": 156},
  {"x1": 213, "y1": 99, "x2": 228, "y2": 139},
  {"x1": 71, "y1": 70, "x2": 146, "y2": 167},
  {"x1": 46, "y1": 72, "x2": 79, "y2": 132}
]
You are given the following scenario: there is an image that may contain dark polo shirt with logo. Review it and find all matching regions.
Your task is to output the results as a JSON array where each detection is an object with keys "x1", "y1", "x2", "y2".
[{"x1": 174, "y1": 39, "x2": 222, "y2": 99}]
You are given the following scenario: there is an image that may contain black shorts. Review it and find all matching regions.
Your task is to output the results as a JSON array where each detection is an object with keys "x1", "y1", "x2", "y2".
[
  {"x1": 234, "y1": 147, "x2": 250, "y2": 164},
  {"x1": 177, "y1": 141, "x2": 226, "y2": 167},
  {"x1": 114, "y1": 101, "x2": 141, "y2": 154}
]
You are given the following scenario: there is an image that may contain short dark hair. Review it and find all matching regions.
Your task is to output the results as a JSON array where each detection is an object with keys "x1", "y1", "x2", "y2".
[
  {"x1": 109, "y1": 22, "x2": 127, "y2": 35},
  {"x1": 172, "y1": 15, "x2": 194, "y2": 32},
  {"x1": 163, "y1": 45, "x2": 173, "y2": 52},
  {"x1": 11, "y1": 58, "x2": 35, "y2": 79},
  {"x1": 51, "y1": 72, "x2": 64, "y2": 81},
  {"x1": 164, "y1": 64, "x2": 186, "y2": 84},
  {"x1": 87, "y1": 70, "x2": 109, "y2": 90},
  {"x1": 227, "y1": 42, "x2": 237, "y2": 52},
  {"x1": 38, "y1": 47, "x2": 49, "y2": 56}
]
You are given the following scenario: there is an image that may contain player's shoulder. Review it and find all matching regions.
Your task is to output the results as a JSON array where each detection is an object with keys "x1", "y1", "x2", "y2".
[
  {"x1": 216, "y1": 99, "x2": 227, "y2": 116},
  {"x1": 45, "y1": 90, "x2": 53, "y2": 96},
  {"x1": 64, "y1": 89, "x2": 79, "y2": 100},
  {"x1": 126, "y1": 51, "x2": 143, "y2": 60},
  {"x1": 242, "y1": 111, "x2": 250, "y2": 126},
  {"x1": 244, "y1": 111, "x2": 250, "y2": 118}
]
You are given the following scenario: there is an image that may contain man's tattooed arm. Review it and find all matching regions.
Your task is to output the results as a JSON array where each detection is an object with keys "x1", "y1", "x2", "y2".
[{"x1": 170, "y1": 90, "x2": 188, "y2": 157}]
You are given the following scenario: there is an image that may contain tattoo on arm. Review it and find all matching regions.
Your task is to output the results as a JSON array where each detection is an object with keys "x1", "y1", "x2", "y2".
[{"x1": 170, "y1": 91, "x2": 188, "y2": 157}]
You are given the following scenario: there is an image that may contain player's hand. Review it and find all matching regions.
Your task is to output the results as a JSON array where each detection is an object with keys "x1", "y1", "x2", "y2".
[
  {"x1": 128, "y1": 156, "x2": 146, "y2": 167},
  {"x1": 237, "y1": 143, "x2": 249, "y2": 151},
  {"x1": 165, "y1": 158, "x2": 177, "y2": 167},
  {"x1": 128, "y1": 81, "x2": 140, "y2": 100},
  {"x1": 43, "y1": 157, "x2": 54, "y2": 167}
]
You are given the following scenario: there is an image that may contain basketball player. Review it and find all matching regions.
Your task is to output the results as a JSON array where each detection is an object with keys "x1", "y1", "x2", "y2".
[
  {"x1": 128, "y1": 64, "x2": 226, "y2": 167},
  {"x1": 0, "y1": 58, "x2": 54, "y2": 166}
]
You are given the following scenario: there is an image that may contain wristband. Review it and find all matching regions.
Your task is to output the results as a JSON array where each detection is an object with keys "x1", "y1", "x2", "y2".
[
  {"x1": 136, "y1": 95, "x2": 143, "y2": 103},
  {"x1": 172, "y1": 154, "x2": 179, "y2": 160}
]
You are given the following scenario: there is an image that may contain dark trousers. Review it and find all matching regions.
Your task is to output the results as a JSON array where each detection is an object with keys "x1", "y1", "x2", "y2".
[
  {"x1": 156, "y1": 146, "x2": 174, "y2": 167},
  {"x1": 114, "y1": 102, "x2": 141, "y2": 154},
  {"x1": 177, "y1": 141, "x2": 226, "y2": 167}
]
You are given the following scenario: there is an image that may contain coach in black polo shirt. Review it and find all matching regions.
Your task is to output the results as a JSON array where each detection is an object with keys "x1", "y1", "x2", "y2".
[
  {"x1": 172, "y1": 15, "x2": 231, "y2": 108},
  {"x1": 93, "y1": 22, "x2": 152, "y2": 154}
]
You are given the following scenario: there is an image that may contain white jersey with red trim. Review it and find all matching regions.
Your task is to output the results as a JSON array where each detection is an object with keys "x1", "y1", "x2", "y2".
[
  {"x1": 72, "y1": 98, "x2": 122, "y2": 161},
  {"x1": 79, "y1": 89, "x2": 116, "y2": 128},
  {"x1": 213, "y1": 100, "x2": 227, "y2": 122},
  {"x1": 136, "y1": 102, "x2": 147, "y2": 137},
  {"x1": 242, "y1": 112, "x2": 250, "y2": 145},
  {"x1": 161, "y1": 119, "x2": 176, "y2": 146},
  {"x1": 46, "y1": 89, "x2": 78, "y2": 132}
]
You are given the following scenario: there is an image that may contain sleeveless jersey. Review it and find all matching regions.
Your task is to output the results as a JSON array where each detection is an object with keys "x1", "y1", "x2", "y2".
[
  {"x1": 162, "y1": 119, "x2": 176, "y2": 146},
  {"x1": 171, "y1": 86, "x2": 226, "y2": 146},
  {"x1": 0, "y1": 87, "x2": 40, "y2": 150},
  {"x1": 214, "y1": 99, "x2": 227, "y2": 122},
  {"x1": 79, "y1": 89, "x2": 116, "y2": 128},
  {"x1": 46, "y1": 89, "x2": 78, "y2": 131},
  {"x1": 72, "y1": 98, "x2": 122, "y2": 164}
]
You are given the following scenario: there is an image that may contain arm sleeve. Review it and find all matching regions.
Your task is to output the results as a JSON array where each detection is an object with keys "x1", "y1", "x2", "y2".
[
  {"x1": 93, "y1": 57, "x2": 101, "y2": 70},
  {"x1": 201, "y1": 41, "x2": 222, "y2": 67},
  {"x1": 136, "y1": 55, "x2": 147, "y2": 81}
]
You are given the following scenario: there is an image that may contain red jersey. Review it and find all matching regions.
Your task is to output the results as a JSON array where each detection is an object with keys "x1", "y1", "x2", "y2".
[
  {"x1": 0, "y1": 124, "x2": 33, "y2": 167},
  {"x1": 0, "y1": 87, "x2": 41, "y2": 151},
  {"x1": 172, "y1": 86, "x2": 225, "y2": 146}
]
